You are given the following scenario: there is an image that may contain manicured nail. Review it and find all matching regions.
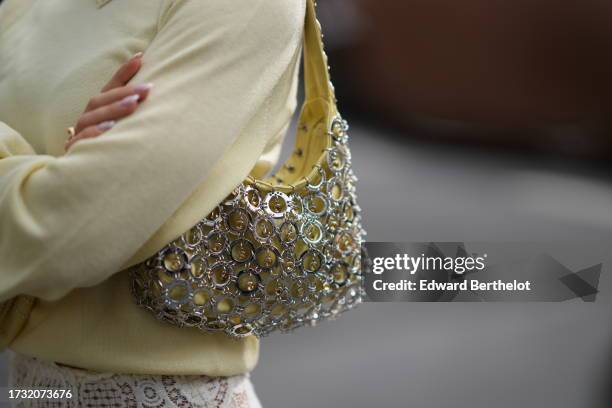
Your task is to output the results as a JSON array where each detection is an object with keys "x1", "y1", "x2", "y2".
[
  {"x1": 131, "y1": 52, "x2": 143, "y2": 60},
  {"x1": 120, "y1": 94, "x2": 140, "y2": 107},
  {"x1": 134, "y1": 83, "x2": 154, "y2": 93},
  {"x1": 97, "y1": 121, "x2": 115, "y2": 131}
]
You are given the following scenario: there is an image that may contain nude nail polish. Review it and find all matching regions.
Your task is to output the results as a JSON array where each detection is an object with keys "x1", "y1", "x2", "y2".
[
  {"x1": 131, "y1": 52, "x2": 143, "y2": 60},
  {"x1": 97, "y1": 121, "x2": 115, "y2": 131},
  {"x1": 120, "y1": 94, "x2": 140, "y2": 107},
  {"x1": 134, "y1": 83, "x2": 154, "y2": 93}
]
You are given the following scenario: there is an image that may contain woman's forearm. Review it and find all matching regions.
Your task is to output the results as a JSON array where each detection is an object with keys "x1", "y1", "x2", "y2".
[{"x1": 0, "y1": 0, "x2": 303, "y2": 302}]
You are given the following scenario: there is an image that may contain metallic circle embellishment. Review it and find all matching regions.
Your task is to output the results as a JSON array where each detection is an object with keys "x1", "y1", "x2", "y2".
[
  {"x1": 216, "y1": 298, "x2": 234, "y2": 314},
  {"x1": 206, "y1": 320, "x2": 227, "y2": 331},
  {"x1": 230, "y1": 323, "x2": 254, "y2": 337},
  {"x1": 162, "y1": 249, "x2": 187, "y2": 273},
  {"x1": 342, "y1": 201, "x2": 355, "y2": 222},
  {"x1": 244, "y1": 187, "x2": 261, "y2": 211},
  {"x1": 280, "y1": 251, "x2": 298, "y2": 274},
  {"x1": 237, "y1": 270, "x2": 261, "y2": 295},
  {"x1": 304, "y1": 193, "x2": 328, "y2": 217},
  {"x1": 210, "y1": 263, "x2": 232, "y2": 288},
  {"x1": 192, "y1": 289, "x2": 210, "y2": 306},
  {"x1": 306, "y1": 167, "x2": 326, "y2": 191},
  {"x1": 291, "y1": 282, "x2": 306, "y2": 298},
  {"x1": 330, "y1": 262, "x2": 349, "y2": 286},
  {"x1": 227, "y1": 209, "x2": 250, "y2": 233},
  {"x1": 207, "y1": 232, "x2": 226, "y2": 255},
  {"x1": 301, "y1": 220, "x2": 325, "y2": 245},
  {"x1": 230, "y1": 239, "x2": 254, "y2": 263},
  {"x1": 166, "y1": 280, "x2": 190, "y2": 305},
  {"x1": 189, "y1": 255, "x2": 207, "y2": 280},
  {"x1": 182, "y1": 225, "x2": 203, "y2": 249},
  {"x1": 335, "y1": 231, "x2": 355, "y2": 256},
  {"x1": 301, "y1": 249, "x2": 324, "y2": 274},
  {"x1": 327, "y1": 178, "x2": 344, "y2": 202},
  {"x1": 330, "y1": 119, "x2": 349, "y2": 144},
  {"x1": 331, "y1": 119, "x2": 344, "y2": 139},
  {"x1": 253, "y1": 217, "x2": 275, "y2": 241},
  {"x1": 279, "y1": 222, "x2": 298, "y2": 244},
  {"x1": 264, "y1": 192, "x2": 291, "y2": 218},
  {"x1": 327, "y1": 148, "x2": 346, "y2": 172},
  {"x1": 255, "y1": 246, "x2": 279, "y2": 269}
]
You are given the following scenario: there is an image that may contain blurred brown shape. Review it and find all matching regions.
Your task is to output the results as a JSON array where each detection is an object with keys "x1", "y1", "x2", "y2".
[{"x1": 322, "y1": 0, "x2": 612, "y2": 157}]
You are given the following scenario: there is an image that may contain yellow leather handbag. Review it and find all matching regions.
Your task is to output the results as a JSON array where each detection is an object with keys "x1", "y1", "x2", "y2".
[{"x1": 130, "y1": 0, "x2": 365, "y2": 338}]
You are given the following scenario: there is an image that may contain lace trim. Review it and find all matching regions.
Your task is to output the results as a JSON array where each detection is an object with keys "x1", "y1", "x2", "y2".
[{"x1": 8, "y1": 353, "x2": 261, "y2": 408}]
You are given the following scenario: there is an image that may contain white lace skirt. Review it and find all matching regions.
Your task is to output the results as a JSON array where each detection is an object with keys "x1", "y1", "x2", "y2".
[{"x1": 7, "y1": 353, "x2": 262, "y2": 408}]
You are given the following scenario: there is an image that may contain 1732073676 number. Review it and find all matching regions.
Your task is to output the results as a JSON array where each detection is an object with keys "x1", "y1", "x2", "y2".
[{"x1": 8, "y1": 389, "x2": 73, "y2": 400}]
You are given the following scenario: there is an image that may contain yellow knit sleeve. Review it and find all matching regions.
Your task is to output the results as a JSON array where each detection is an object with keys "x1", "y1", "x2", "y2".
[
  {"x1": 0, "y1": 123, "x2": 37, "y2": 158},
  {"x1": 0, "y1": 0, "x2": 304, "y2": 301}
]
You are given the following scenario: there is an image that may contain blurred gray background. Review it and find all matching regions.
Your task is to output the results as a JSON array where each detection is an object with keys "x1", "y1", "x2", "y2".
[{"x1": 247, "y1": 123, "x2": 612, "y2": 408}]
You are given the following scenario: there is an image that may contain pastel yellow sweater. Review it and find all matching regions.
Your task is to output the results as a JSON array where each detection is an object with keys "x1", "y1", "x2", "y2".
[{"x1": 0, "y1": 0, "x2": 304, "y2": 375}]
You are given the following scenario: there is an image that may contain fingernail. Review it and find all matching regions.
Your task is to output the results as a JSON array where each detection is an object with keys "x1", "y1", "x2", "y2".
[
  {"x1": 120, "y1": 94, "x2": 140, "y2": 107},
  {"x1": 131, "y1": 52, "x2": 143, "y2": 60},
  {"x1": 134, "y1": 83, "x2": 154, "y2": 93},
  {"x1": 97, "y1": 121, "x2": 115, "y2": 131}
]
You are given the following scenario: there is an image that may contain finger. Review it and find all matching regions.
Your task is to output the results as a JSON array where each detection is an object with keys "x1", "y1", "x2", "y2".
[
  {"x1": 75, "y1": 94, "x2": 139, "y2": 134},
  {"x1": 65, "y1": 121, "x2": 115, "y2": 151},
  {"x1": 86, "y1": 82, "x2": 153, "y2": 112},
  {"x1": 101, "y1": 52, "x2": 143, "y2": 92}
]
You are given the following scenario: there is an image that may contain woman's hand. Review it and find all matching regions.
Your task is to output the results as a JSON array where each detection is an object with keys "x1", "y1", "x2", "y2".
[{"x1": 64, "y1": 53, "x2": 153, "y2": 151}]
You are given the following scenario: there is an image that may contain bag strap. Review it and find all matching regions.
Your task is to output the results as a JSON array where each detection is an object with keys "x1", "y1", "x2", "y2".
[
  {"x1": 303, "y1": 0, "x2": 335, "y2": 104},
  {"x1": 251, "y1": 0, "x2": 337, "y2": 192}
]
